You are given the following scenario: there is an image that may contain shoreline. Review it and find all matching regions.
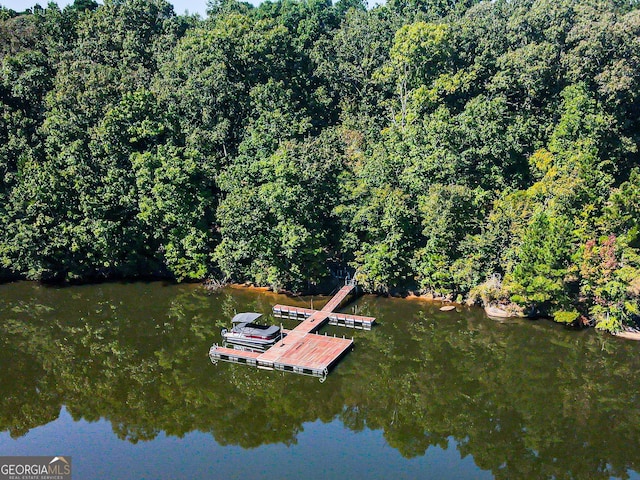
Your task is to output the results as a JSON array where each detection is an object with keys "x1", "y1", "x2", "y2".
[
  {"x1": 217, "y1": 283, "x2": 640, "y2": 342},
  {"x1": 3, "y1": 278, "x2": 636, "y2": 341},
  {"x1": 613, "y1": 329, "x2": 640, "y2": 341},
  {"x1": 224, "y1": 282, "x2": 459, "y2": 305}
]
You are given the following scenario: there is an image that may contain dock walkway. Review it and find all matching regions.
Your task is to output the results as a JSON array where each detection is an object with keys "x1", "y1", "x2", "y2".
[{"x1": 209, "y1": 284, "x2": 375, "y2": 380}]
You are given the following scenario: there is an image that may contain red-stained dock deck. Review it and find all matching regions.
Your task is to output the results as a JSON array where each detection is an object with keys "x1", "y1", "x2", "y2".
[{"x1": 209, "y1": 283, "x2": 373, "y2": 380}]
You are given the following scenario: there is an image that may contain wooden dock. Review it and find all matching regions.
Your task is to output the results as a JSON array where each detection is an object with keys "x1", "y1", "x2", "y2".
[
  {"x1": 209, "y1": 284, "x2": 375, "y2": 380},
  {"x1": 272, "y1": 305, "x2": 375, "y2": 330}
]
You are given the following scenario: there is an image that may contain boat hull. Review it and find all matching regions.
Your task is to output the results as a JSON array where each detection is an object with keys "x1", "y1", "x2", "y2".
[
  {"x1": 221, "y1": 326, "x2": 285, "y2": 349},
  {"x1": 221, "y1": 333, "x2": 282, "y2": 348}
]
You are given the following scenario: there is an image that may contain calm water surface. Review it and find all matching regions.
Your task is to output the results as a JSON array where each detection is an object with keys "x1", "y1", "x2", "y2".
[{"x1": 1, "y1": 282, "x2": 639, "y2": 479}]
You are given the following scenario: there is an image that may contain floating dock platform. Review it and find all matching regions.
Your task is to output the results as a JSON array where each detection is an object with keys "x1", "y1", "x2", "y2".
[
  {"x1": 209, "y1": 284, "x2": 375, "y2": 380},
  {"x1": 272, "y1": 305, "x2": 375, "y2": 330}
]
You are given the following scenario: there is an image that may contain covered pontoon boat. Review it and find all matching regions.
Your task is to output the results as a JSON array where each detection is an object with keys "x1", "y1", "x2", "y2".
[{"x1": 221, "y1": 312, "x2": 284, "y2": 348}]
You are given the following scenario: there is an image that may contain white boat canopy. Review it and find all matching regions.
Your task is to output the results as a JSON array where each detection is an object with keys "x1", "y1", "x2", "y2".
[{"x1": 231, "y1": 312, "x2": 263, "y2": 324}]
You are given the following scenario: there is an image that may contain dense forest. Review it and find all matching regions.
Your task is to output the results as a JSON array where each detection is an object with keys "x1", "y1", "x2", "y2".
[{"x1": 0, "y1": 0, "x2": 639, "y2": 331}]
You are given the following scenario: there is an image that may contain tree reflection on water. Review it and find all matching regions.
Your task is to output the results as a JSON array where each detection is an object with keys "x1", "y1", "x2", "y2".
[{"x1": 1, "y1": 282, "x2": 639, "y2": 479}]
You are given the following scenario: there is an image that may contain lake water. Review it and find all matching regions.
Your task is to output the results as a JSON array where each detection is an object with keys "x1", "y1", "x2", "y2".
[{"x1": 1, "y1": 281, "x2": 639, "y2": 479}]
